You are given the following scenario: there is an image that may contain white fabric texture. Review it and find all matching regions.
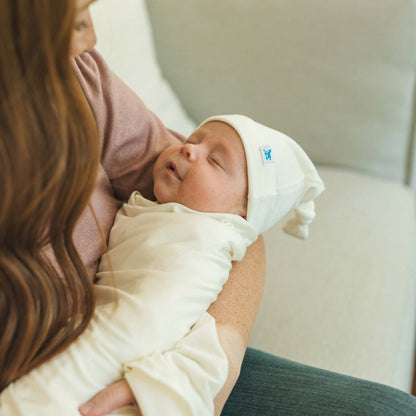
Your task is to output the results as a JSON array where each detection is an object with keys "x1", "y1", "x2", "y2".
[
  {"x1": 200, "y1": 115, "x2": 325, "y2": 237},
  {"x1": 124, "y1": 314, "x2": 229, "y2": 416},
  {"x1": 0, "y1": 193, "x2": 257, "y2": 416}
]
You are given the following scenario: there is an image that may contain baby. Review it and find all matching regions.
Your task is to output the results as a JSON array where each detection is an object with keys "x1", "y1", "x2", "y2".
[{"x1": 0, "y1": 115, "x2": 324, "y2": 416}]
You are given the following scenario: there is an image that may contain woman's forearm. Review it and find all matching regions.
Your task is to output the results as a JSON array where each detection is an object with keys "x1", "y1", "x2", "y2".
[{"x1": 208, "y1": 235, "x2": 266, "y2": 415}]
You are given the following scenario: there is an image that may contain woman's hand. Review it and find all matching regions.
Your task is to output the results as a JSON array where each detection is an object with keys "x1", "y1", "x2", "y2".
[{"x1": 78, "y1": 379, "x2": 141, "y2": 416}]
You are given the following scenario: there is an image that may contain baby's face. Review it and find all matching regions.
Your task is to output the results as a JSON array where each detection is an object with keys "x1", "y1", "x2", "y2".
[{"x1": 153, "y1": 121, "x2": 248, "y2": 216}]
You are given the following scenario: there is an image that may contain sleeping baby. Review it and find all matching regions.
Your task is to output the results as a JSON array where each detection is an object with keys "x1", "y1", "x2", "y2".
[{"x1": 0, "y1": 115, "x2": 324, "y2": 416}]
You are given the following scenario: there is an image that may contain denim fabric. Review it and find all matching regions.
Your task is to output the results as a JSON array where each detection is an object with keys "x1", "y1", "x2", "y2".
[{"x1": 222, "y1": 348, "x2": 416, "y2": 415}]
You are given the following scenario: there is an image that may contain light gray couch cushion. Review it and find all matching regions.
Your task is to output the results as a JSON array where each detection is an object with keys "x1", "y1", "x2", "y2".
[
  {"x1": 91, "y1": 0, "x2": 196, "y2": 135},
  {"x1": 145, "y1": 0, "x2": 416, "y2": 184},
  {"x1": 249, "y1": 166, "x2": 416, "y2": 392}
]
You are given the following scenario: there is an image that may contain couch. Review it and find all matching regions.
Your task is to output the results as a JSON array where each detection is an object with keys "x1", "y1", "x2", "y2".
[{"x1": 91, "y1": 0, "x2": 416, "y2": 393}]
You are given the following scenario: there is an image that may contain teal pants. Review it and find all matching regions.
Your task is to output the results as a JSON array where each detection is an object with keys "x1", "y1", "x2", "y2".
[{"x1": 222, "y1": 348, "x2": 416, "y2": 415}]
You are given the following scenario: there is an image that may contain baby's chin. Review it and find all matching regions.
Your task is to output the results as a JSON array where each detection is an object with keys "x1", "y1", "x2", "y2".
[{"x1": 153, "y1": 188, "x2": 247, "y2": 218}]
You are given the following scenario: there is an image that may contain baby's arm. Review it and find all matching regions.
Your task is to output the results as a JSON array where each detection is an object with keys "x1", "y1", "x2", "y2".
[
  {"x1": 122, "y1": 236, "x2": 266, "y2": 416},
  {"x1": 123, "y1": 312, "x2": 228, "y2": 416},
  {"x1": 95, "y1": 196, "x2": 256, "y2": 355},
  {"x1": 92, "y1": 197, "x2": 258, "y2": 415},
  {"x1": 79, "y1": 235, "x2": 265, "y2": 416}
]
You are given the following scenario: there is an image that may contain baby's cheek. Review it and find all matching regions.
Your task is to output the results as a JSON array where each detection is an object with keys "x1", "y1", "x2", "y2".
[{"x1": 153, "y1": 180, "x2": 167, "y2": 204}]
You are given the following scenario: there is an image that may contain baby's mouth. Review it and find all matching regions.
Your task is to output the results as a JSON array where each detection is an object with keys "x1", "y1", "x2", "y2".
[{"x1": 168, "y1": 161, "x2": 181, "y2": 180}]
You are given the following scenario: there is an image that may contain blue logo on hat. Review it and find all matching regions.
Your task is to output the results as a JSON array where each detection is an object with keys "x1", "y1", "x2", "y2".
[{"x1": 260, "y1": 146, "x2": 275, "y2": 165}]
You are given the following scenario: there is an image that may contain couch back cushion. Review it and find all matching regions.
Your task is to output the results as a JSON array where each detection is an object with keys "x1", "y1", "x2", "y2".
[
  {"x1": 145, "y1": 0, "x2": 416, "y2": 184},
  {"x1": 90, "y1": 0, "x2": 196, "y2": 135}
]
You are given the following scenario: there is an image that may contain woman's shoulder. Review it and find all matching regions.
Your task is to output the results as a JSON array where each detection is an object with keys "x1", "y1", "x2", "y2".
[
  {"x1": 72, "y1": 50, "x2": 184, "y2": 201},
  {"x1": 72, "y1": 49, "x2": 114, "y2": 103}
]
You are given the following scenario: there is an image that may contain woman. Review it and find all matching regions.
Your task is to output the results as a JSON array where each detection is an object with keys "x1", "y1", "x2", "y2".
[
  {"x1": 1, "y1": 1, "x2": 415, "y2": 415},
  {"x1": 0, "y1": 0, "x2": 263, "y2": 413}
]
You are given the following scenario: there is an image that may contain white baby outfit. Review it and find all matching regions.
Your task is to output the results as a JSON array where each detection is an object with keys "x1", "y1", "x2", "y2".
[
  {"x1": 0, "y1": 193, "x2": 257, "y2": 416},
  {"x1": 0, "y1": 115, "x2": 324, "y2": 416}
]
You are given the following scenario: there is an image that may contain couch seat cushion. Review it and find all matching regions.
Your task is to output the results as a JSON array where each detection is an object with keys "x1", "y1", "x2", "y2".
[{"x1": 249, "y1": 166, "x2": 416, "y2": 392}]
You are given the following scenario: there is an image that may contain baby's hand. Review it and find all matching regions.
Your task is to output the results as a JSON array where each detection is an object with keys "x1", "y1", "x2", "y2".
[{"x1": 78, "y1": 379, "x2": 141, "y2": 416}]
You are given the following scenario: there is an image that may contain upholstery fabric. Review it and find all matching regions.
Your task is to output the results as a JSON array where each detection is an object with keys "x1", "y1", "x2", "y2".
[
  {"x1": 249, "y1": 166, "x2": 416, "y2": 391},
  {"x1": 91, "y1": 0, "x2": 196, "y2": 135},
  {"x1": 145, "y1": 0, "x2": 416, "y2": 184}
]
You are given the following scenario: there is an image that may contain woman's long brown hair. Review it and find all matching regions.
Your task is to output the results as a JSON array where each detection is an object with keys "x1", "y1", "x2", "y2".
[{"x1": 0, "y1": 0, "x2": 100, "y2": 391}]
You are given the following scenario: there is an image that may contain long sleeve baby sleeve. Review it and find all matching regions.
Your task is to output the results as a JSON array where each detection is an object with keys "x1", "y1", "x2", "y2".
[{"x1": 124, "y1": 313, "x2": 227, "y2": 416}]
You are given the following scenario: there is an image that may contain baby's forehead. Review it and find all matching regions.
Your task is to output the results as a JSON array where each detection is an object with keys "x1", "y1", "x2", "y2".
[
  {"x1": 196, "y1": 121, "x2": 242, "y2": 146},
  {"x1": 196, "y1": 121, "x2": 246, "y2": 160}
]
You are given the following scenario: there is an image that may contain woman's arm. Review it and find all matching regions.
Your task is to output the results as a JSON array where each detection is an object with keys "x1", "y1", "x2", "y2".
[{"x1": 209, "y1": 235, "x2": 266, "y2": 415}]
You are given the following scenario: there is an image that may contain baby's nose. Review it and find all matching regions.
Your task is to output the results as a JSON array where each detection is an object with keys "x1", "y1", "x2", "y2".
[{"x1": 181, "y1": 143, "x2": 198, "y2": 161}]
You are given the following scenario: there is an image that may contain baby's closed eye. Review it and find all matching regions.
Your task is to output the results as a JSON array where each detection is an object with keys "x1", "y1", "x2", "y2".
[{"x1": 209, "y1": 154, "x2": 224, "y2": 169}]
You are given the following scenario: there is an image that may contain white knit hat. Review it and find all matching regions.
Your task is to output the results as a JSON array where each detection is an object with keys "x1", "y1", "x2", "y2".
[{"x1": 199, "y1": 115, "x2": 325, "y2": 238}]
